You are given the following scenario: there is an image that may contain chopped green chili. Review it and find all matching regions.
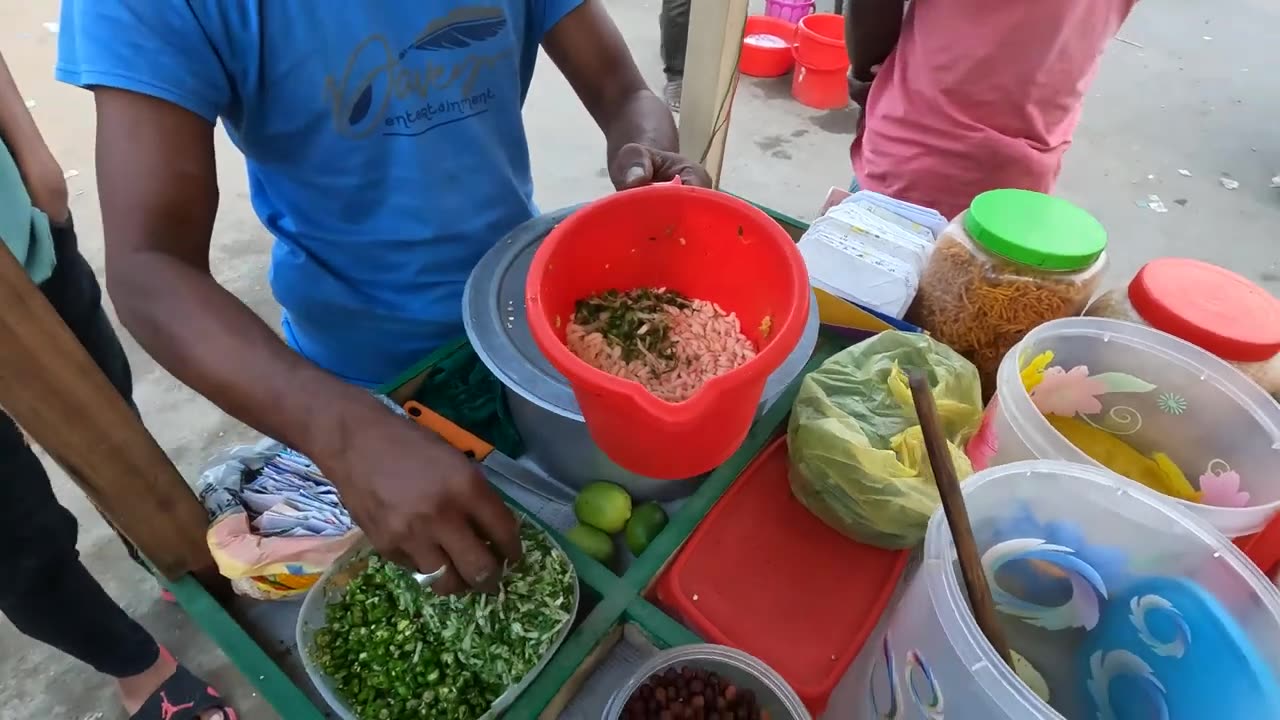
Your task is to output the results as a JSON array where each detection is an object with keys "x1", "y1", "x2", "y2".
[
  {"x1": 572, "y1": 287, "x2": 691, "y2": 366},
  {"x1": 311, "y1": 525, "x2": 574, "y2": 719}
]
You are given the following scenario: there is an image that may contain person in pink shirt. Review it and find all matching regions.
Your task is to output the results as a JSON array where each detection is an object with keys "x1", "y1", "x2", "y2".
[{"x1": 845, "y1": 0, "x2": 1139, "y2": 220}]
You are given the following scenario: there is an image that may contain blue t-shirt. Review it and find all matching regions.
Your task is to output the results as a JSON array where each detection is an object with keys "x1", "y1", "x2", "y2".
[{"x1": 56, "y1": 1, "x2": 582, "y2": 387}]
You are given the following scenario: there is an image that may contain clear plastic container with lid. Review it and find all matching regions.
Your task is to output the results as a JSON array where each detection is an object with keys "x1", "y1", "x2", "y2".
[
  {"x1": 1085, "y1": 258, "x2": 1280, "y2": 395},
  {"x1": 907, "y1": 189, "x2": 1108, "y2": 392}
]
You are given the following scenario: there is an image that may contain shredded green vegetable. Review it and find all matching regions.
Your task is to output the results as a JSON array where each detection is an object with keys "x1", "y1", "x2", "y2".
[
  {"x1": 572, "y1": 287, "x2": 691, "y2": 365},
  {"x1": 311, "y1": 525, "x2": 575, "y2": 719}
]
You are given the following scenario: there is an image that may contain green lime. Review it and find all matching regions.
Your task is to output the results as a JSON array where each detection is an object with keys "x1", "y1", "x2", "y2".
[
  {"x1": 574, "y1": 481, "x2": 633, "y2": 533},
  {"x1": 625, "y1": 502, "x2": 669, "y2": 555},
  {"x1": 565, "y1": 524, "x2": 615, "y2": 564}
]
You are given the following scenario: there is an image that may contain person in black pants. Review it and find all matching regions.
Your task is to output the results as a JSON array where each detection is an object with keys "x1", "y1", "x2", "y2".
[
  {"x1": 0, "y1": 53, "x2": 231, "y2": 720},
  {"x1": 660, "y1": 0, "x2": 690, "y2": 111}
]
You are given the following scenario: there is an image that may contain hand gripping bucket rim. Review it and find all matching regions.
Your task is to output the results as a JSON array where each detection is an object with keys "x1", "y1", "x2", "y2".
[{"x1": 524, "y1": 184, "x2": 811, "y2": 479}]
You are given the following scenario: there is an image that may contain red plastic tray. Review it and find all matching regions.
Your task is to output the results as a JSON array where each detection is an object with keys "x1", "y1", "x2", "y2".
[{"x1": 656, "y1": 436, "x2": 909, "y2": 715}]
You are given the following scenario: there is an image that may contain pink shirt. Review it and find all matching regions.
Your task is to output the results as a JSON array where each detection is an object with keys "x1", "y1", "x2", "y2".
[{"x1": 852, "y1": 0, "x2": 1138, "y2": 220}]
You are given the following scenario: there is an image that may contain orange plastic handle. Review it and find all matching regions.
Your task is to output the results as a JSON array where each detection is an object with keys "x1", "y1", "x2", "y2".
[{"x1": 402, "y1": 401, "x2": 494, "y2": 461}]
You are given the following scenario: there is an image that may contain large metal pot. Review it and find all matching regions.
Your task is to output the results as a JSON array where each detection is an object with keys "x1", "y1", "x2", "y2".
[{"x1": 463, "y1": 207, "x2": 819, "y2": 501}]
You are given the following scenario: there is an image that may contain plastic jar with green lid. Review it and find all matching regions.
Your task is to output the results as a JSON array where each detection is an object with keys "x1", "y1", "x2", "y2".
[
  {"x1": 1085, "y1": 258, "x2": 1280, "y2": 395},
  {"x1": 907, "y1": 189, "x2": 1108, "y2": 391}
]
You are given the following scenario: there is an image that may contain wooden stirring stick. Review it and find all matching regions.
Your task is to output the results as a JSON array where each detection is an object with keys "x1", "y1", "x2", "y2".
[{"x1": 908, "y1": 370, "x2": 1014, "y2": 668}]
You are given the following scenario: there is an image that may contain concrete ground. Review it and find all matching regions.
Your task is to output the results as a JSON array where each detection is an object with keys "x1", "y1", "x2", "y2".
[{"x1": 1, "y1": 0, "x2": 1276, "y2": 717}]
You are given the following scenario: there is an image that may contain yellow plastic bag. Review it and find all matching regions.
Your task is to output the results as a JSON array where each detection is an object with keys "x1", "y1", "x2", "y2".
[{"x1": 788, "y1": 331, "x2": 984, "y2": 549}]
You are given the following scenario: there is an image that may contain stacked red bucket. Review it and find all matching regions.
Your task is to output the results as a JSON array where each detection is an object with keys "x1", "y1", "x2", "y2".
[{"x1": 791, "y1": 13, "x2": 850, "y2": 110}]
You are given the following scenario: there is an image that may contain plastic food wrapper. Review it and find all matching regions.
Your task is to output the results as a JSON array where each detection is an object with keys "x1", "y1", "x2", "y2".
[
  {"x1": 787, "y1": 331, "x2": 984, "y2": 548},
  {"x1": 194, "y1": 396, "x2": 404, "y2": 599},
  {"x1": 197, "y1": 438, "x2": 360, "y2": 599}
]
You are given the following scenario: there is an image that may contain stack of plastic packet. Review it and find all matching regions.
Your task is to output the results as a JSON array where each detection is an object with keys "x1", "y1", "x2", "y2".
[
  {"x1": 239, "y1": 448, "x2": 353, "y2": 538},
  {"x1": 799, "y1": 190, "x2": 945, "y2": 319}
]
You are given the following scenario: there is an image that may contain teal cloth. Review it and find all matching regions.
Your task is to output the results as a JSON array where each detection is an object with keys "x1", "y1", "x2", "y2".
[
  {"x1": 411, "y1": 338, "x2": 525, "y2": 458},
  {"x1": 0, "y1": 137, "x2": 55, "y2": 284}
]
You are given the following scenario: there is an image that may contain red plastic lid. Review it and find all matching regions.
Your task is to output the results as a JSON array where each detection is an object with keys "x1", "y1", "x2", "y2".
[
  {"x1": 655, "y1": 437, "x2": 909, "y2": 715},
  {"x1": 1128, "y1": 258, "x2": 1280, "y2": 362}
]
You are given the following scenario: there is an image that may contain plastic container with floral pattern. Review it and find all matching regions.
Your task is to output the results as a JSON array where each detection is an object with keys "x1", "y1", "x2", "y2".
[
  {"x1": 970, "y1": 317, "x2": 1280, "y2": 538},
  {"x1": 1084, "y1": 258, "x2": 1280, "y2": 396}
]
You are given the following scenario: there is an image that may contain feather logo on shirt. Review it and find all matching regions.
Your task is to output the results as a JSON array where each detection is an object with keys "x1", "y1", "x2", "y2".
[
  {"x1": 327, "y1": 5, "x2": 512, "y2": 136},
  {"x1": 399, "y1": 7, "x2": 508, "y2": 58}
]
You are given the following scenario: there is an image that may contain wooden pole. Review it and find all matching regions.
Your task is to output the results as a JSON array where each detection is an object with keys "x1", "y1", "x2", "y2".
[
  {"x1": 0, "y1": 245, "x2": 212, "y2": 580},
  {"x1": 678, "y1": 0, "x2": 749, "y2": 189},
  {"x1": 908, "y1": 371, "x2": 1014, "y2": 667}
]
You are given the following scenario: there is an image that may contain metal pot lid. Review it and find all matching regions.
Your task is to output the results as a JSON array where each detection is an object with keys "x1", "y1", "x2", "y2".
[
  {"x1": 464, "y1": 205, "x2": 584, "y2": 418},
  {"x1": 463, "y1": 206, "x2": 822, "y2": 420}
]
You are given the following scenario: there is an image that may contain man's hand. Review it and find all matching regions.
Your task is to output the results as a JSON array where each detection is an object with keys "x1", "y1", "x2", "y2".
[
  {"x1": 848, "y1": 65, "x2": 881, "y2": 111},
  {"x1": 314, "y1": 399, "x2": 523, "y2": 595},
  {"x1": 610, "y1": 143, "x2": 712, "y2": 189},
  {"x1": 543, "y1": 2, "x2": 712, "y2": 191}
]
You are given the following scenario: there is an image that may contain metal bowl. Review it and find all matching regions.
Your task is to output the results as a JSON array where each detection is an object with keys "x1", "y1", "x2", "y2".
[
  {"x1": 295, "y1": 524, "x2": 580, "y2": 720},
  {"x1": 464, "y1": 207, "x2": 820, "y2": 501},
  {"x1": 603, "y1": 644, "x2": 811, "y2": 720}
]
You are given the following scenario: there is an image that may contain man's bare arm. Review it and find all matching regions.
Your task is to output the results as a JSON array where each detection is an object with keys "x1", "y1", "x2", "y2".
[
  {"x1": 92, "y1": 88, "x2": 382, "y2": 455},
  {"x1": 92, "y1": 88, "x2": 521, "y2": 593}
]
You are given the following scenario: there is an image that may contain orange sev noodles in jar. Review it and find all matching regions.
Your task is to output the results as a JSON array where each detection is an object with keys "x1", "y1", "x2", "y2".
[{"x1": 906, "y1": 189, "x2": 1108, "y2": 395}]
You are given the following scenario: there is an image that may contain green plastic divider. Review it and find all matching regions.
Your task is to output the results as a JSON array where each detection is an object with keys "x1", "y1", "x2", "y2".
[
  {"x1": 625, "y1": 597, "x2": 702, "y2": 648},
  {"x1": 162, "y1": 575, "x2": 327, "y2": 720}
]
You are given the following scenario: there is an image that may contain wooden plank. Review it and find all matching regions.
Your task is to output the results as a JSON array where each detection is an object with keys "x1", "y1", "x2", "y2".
[
  {"x1": 678, "y1": 0, "x2": 749, "y2": 188},
  {"x1": 0, "y1": 245, "x2": 211, "y2": 579}
]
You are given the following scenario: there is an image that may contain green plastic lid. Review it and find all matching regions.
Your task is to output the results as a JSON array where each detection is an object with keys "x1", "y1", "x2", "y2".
[{"x1": 963, "y1": 189, "x2": 1107, "y2": 271}]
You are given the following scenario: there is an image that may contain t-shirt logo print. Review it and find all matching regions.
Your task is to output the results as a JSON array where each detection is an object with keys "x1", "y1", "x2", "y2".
[{"x1": 328, "y1": 6, "x2": 509, "y2": 139}]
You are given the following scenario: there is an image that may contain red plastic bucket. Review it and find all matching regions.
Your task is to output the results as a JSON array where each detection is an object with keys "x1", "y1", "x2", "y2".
[
  {"x1": 525, "y1": 185, "x2": 811, "y2": 480},
  {"x1": 794, "y1": 13, "x2": 848, "y2": 71},
  {"x1": 790, "y1": 13, "x2": 850, "y2": 109},
  {"x1": 740, "y1": 15, "x2": 797, "y2": 78},
  {"x1": 791, "y1": 57, "x2": 850, "y2": 110}
]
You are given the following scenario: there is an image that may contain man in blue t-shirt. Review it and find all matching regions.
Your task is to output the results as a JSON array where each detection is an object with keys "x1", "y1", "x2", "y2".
[{"x1": 56, "y1": 1, "x2": 710, "y2": 595}]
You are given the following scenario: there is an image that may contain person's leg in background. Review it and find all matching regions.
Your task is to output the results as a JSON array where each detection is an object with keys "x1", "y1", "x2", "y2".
[
  {"x1": 660, "y1": 0, "x2": 690, "y2": 111},
  {"x1": 0, "y1": 219, "x2": 233, "y2": 719}
]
